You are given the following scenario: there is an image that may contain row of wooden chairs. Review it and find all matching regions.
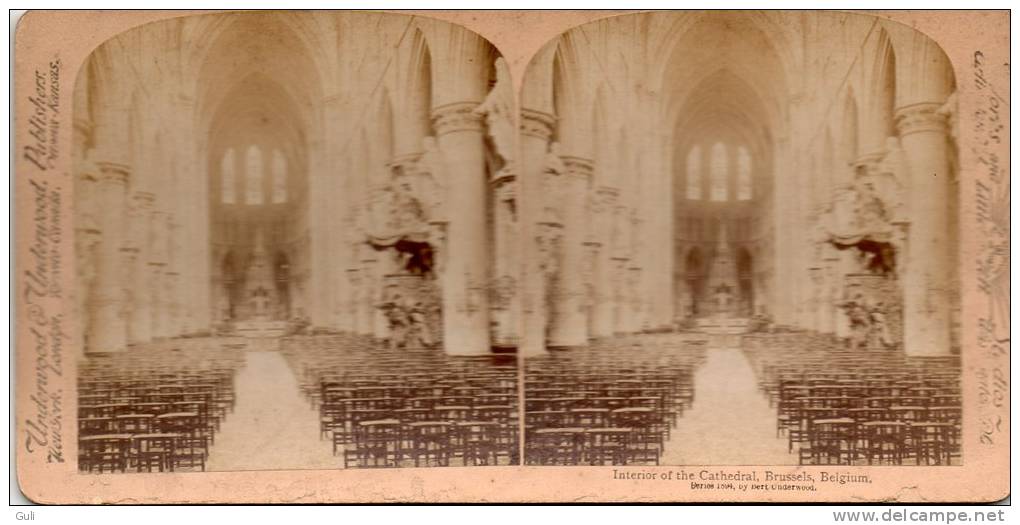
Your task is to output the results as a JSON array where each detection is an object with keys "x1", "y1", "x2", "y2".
[
  {"x1": 280, "y1": 334, "x2": 520, "y2": 468},
  {"x1": 743, "y1": 332, "x2": 962, "y2": 466},
  {"x1": 523, "y1": 335, "x2": 707, "y2": 465},
  {"x1": 77, "y1": 342, "x2": 243, "y2": 473}
]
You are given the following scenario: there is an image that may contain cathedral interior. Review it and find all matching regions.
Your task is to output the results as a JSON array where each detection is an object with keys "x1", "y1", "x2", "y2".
[
  {"x1": 520, "y1": 11, "x2": 962, "y2": 466},
  {"x1": 72, "y1": 11, "x2": 963, "y2": 473},
  {"x1": 74, "y1": 12, "x2": 518, "y2": 472}
]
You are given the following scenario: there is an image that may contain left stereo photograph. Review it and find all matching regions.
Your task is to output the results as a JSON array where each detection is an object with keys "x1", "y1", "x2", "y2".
[{"x1": 70, "y1": 11, "x2": 520, "y2": 473}]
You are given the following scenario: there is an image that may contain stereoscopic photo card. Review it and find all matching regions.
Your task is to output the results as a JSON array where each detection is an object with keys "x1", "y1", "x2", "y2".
[{"x1": 12, "y1": 9, "x2": 1010, "y2": 503}]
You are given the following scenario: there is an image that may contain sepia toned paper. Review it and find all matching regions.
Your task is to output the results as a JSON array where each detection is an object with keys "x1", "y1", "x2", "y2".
[{"x1": 13, "y1": 9, "x2": 1009, "y2": 503}]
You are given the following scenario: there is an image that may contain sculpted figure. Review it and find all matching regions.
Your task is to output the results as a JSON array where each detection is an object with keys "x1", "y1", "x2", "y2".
[
  {"x1": 474, "y1": 57, "x2": 515, "y2": 169},
  {"x1": 416, "y1": 136, "x2": 447, "y2": 221}
]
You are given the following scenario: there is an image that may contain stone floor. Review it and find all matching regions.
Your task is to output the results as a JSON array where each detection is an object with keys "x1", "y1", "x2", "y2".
[
  {"x1": 203, "y1": 337, "x2": 798, "y2": 470},
  {"x1": 660, "y1": 344, "x2": 797, "y2": 465},
  {"x1": 205, "y1": 348, "x2": 343, "y2": 471}
]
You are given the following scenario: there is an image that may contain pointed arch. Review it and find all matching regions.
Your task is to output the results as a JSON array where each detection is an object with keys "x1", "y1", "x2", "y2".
[
  {"x1": 591, "y1": 84, "x2": 611, "y2": 187},
  {"x1": 840, "y1": 89, "x2": 860, "y2": 167},
  {"x1": 710, "y1": 142, "x2": 728, "y2": 202},
  {"x1": 685, "y1": 145, "x2": 703, "y2": 200}
]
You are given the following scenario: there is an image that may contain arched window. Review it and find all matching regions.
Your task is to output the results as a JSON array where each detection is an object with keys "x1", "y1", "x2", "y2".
[
  {"x1": 710, "y1": 142, "x2": 728, "y2": 202},
  {"x1": 221, "y1": 148, "x2": 236, "y2": 204},
  {"x1": 737, "y1": 146, "x2": 752, "y2": 200},
  {"x1": 272, "y1": 150, "x2": 287, "y2": 204},
  {"x1": 685, "y1": 145, "x2": 702, "y2": 200},
  {"x1": 245, "y1": 145, "x2": 264, "y2": 205}
]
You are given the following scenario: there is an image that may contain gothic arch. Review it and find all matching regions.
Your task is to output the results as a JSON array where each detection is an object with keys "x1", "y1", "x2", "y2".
[
  {"x1": 840, "y1": 89, "x2": 859, "y2": 170},
  {"x1": 867, "y1": 29, "x2": 898, "y2": 151}
]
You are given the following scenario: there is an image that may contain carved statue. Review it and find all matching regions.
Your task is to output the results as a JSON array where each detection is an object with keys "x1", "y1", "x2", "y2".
[
  {"x1": 474, "y1": 57, "x2": 515, "y2": 170},
  {"x1": 541, "y1": 142, "x2": 566, "y2": 224},
  {"x1": 416, "y1": 136, "x2": 447, "y2": 221},
  {"x1": 824, "y1": 172, "x2": 898, "y2": 275}
]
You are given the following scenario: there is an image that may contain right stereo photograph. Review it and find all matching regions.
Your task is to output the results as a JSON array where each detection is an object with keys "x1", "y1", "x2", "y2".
[{"x1": 518, "y1": 11, "x2": 961, "y2": 467}]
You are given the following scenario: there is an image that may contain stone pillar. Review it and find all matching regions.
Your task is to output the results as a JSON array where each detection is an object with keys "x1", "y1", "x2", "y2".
[
  {"x1": 519, "y1": 109, "x2": 556, "y2": 356},
  {"x1": 126, "y1": 191, "x2": 154, "y2": 343},
  {"x1": 625, "y1": 266, "x2": 643, "y2": 333},
  {"x1": 149, "y1": 210, "x2": 169, "y2": 339},
  {"x1": 87, "y1": 161, "x2": 130, "y2": 353},
  {"x1": 590, "y1": 186, "x2": 618, "y2": 338},
  {"x1": 368, "y1": 254, "x2": 389, "y2": 341},
  {"x1": 611, "y1": 256, "x2": 629, "y2": 334},
  {"x1": 491, "y1": 173, "x2": 519, "y2": 348},
  {"x1": 74, "y1": 166, "x2": 102, "y2": 357},
  {"x1": 307, "y1": 136, "x2": 332, "y2": 331},
  {"x1": 431, "y1": 102, "x2": 491, "y2": 355},
  {"x1": 897, "y1": 103, "x2": 952, "y2": 355},
  {"x1": 547, "y1": 156, "x2": 592, "y2": 347},
  {"x1": 770, "y1": 136, "x2": 794, "y2": 325},
  {"x1": 183, "y1": 96, "x2": 212, "y2": 337},
  {"x1": 356, "y1": 248, "x2": 375, "y2": 337},
  {"x1": 165, "y1": 219, "x2": 183, "y2": 337}
]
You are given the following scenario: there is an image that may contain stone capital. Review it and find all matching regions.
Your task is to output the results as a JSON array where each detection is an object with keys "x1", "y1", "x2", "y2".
[
  {"x1": 561, "y1": 156, "x2": 594, "y2": 182},
  {"x1": 431, "y1": 102, "x2": 485, "y2": 136},
  {"x1": 852, "y1": 151, "x2": 885, "y2": 178},
  {"x1": 895, "y1": 103, "x2": 949, "y2": 137},
  {"x1": 96, "y1": 160, "x2": 130, "y2": 185},
  {"x1": 388, "y1": 152, "x2": 422, "y2": 175},
  {"x1": 520, "y1": 109, "x2": 556, "y2": 141},
  {"x1": 132, "y1": 190, "x2": 156, "y2": 209}
]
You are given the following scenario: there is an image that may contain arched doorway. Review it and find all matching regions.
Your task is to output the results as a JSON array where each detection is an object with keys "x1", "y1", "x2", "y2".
[{"x1": 198, "y1": 15, "x2": 321, "y2": 330}]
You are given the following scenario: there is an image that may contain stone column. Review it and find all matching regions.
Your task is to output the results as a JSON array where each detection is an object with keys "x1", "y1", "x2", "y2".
[
  {"x1": 88, "y1": 161, "x2": 130, "y2": 353},
  {"x1": 610, "y1": 202, "x2": 631, "y2": 334},
  {"x1": 307, "y1": 136, "x2": 332, "y2": 331},
  {"x1": 590, "y1": 186, "x2": 618, "y2": 337},
  {"x1": 547, "y1": 156, "x2": 592, "y2": 348},
  {"x1": 181, "y1": 95, "x2": 212, "y2": 337},
  {"x1": 519, "y1": 109, "x2": 556, "y2": 356},
  {"x1": 491, "y1": 174, "x2": 519, "y2": 348},
  {"x1": 770, "y1": 135, "x2": 794, "y2": 325},
  {"x1": 369, "y1": 254, "x2": 389, "y2": 341},
  {"x1": 165, "y1": 219, "x2": 183, "y2": 337},
  {"x1": 896, "y1": 103, "x2": 952, "y2": 356},
  {"x1": 431, "y1": 102, "x2": 491, "y2": 355},
  {"x1": 126, "y1": 191, "x2": 154, "y2": 344},
  {"x1": 74, "y1": 166, "x2": 102, "y2": 357},
  {"x1": 149, "y1": 210, "x2": 169, "y2": 339},
  {"x1": 356, "y1": 247, "x2": 375, "y2": 337}
]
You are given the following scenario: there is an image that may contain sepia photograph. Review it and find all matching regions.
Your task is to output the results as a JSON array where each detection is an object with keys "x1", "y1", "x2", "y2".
[
  {"x1": 520, "y1": 11, "x2": 964, "y2": 467},
  {"x1": 12, "y1": 8, "x2": 1008, "y2": 505},
  {"x1": 71, "y1": 10, "x2": 518, "y2": 473}
]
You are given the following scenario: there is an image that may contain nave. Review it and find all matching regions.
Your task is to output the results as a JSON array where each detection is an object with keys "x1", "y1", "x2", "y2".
[
  {"x1": 205, "y1": 348, "x2": 338, "y2": 471},
  {"x1": 78, "y1": 335, "x2": 520, "y2": 473},
  {"x1": 523, "y1": 332, "x2": 962, "y2": 466}
]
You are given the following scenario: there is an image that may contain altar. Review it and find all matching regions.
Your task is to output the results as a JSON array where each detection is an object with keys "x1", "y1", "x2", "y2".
[
  {"x1": 692, "y1": 224, "x2": 751, "y2": 339},
  {"x1": 234, "y1": 319, "x2": 288, "y2": 338}
]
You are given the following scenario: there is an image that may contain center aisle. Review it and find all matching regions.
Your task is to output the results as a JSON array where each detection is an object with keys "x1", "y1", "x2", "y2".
[
  {"x1": 661, "y1": 343, "x2": 796, "y2": 465},
  {"x1": 206, "y1": 349, "x2": 342, "y2": 471}
]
